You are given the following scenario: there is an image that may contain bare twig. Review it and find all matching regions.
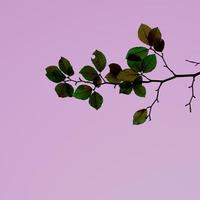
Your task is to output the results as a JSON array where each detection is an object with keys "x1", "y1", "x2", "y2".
[
  {"x1": 140, "y1": 73, "x2": 151, "y2": 81},
  {"x1": 185, "y1": 76, "x2": 196, "y2": 112},
  {"x1": 146, "y1": 82, "x2": 163, "y2": 121},
  {"x1": 150, "y1": 47, "x2": 176, "y2": 76},
  {"x1": 186, "y1": 59, "x2": 200, "y2": 66}
]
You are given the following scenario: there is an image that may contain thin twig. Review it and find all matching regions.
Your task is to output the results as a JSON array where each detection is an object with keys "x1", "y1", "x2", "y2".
[
  {"x1": 186, "y1": 59, "x2": 200, "y2": 66},
  {"x1": 99, "y1": 73, "x2": 106, "y2": 83},
  {"x1": 146, "y1": 82, "x2": 163, "y2": 121},
  {"x1": 185, "y1": 76, "x2": 196, "y2": 112},
  {"x1": 150, "y1": 47, "x2": 176, "y2": 76},
  {"x1": 140, "y1": 73, "x2": 151, "y2": 81}
]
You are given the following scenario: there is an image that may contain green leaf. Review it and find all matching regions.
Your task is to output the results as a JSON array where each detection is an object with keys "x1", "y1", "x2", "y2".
[
  {"x1": 147, "y1": 27, "x2": 162, "y2": 46},
  {"x1": 89, "y1": 92, "x2": 103, "y2": 110},
  {"x1": 46, "y1": 66, "x2": 66, "y2": 83},
  {"x1": 117, "y1": 69, "x2": 138, "y2": 82},
  {"x1": 105, "y1": 72, "x2": 121, "y2": 84},
  {"x1": 73, "y1": 85, "x2": 92, "y2": 100},
  {"x1": 79, "y1": 66, "x2": 98, "y2": 81},
  {"x1": 153, "y1": 38, "x2": 165, "y2": 52},
  {"x1": 91, "y1": 50, "x2": 107, "y2": 72},
  {"x1": 133, "y1": 84, "x2": 146, "y2": 97},
  {"x1": 133, "y1": 109, "x2": 148, "y2": 125},
  {"x1": 109, "y1": 63, "x2": 122, "y2": 77},
  {"x1": 126, "y1": 47, "x2": 149, "y2": 60},
  {"x1": 119, "y1": 81, "x2": 132, "y2": 95},
  {"x1": 93, "y1": 76, "x2": 102, "y2": 87},
  {"x1": 58, "y1": 57, "x2": 74, "y2": 76},
  {"x1": 126, "y1": 47, "x2": 149, "y2": 72},
  {"x1": 55, "y1": 83, "x2": 74, "y2": 97},
  {"x1": 138, "y1": 24, "x2": 152, "y2": 45},
  {"x1": 127, "y1": 60, "x2": 143, "y2": 72},
  {"x1": 142, "y1": 54, "x2": 157, "y2": 73}
]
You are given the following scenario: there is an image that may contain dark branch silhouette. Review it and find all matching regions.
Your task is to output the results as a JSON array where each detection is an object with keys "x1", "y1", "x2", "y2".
[{"x1": 45, "y1": 23, "x2": 200, "y2": 125}]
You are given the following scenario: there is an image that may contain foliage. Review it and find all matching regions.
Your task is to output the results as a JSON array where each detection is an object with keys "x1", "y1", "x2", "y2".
[{"x1": 45, "y1": 23, "x2": 200, "y2": 125}]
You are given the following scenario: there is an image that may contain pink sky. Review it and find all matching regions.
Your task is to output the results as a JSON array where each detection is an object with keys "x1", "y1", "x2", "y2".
[{"x1": 1, "y1": 0, "x2": 200, "y2": 199}]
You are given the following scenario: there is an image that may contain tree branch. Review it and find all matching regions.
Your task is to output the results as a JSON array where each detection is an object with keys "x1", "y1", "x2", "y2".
[
  {"x1": 186, "y1": 59, "x2": 200, "y2": 66},
  {"x1": 63, "y1": 57, "x2": 200, "y2": 120}
]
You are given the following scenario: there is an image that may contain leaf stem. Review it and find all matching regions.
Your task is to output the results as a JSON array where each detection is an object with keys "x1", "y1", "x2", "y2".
[{"x1": 149, "y1": 47, "x2": 176, "y2": 76}]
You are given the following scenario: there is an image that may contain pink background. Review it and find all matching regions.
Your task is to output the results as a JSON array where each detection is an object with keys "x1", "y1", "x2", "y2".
[{"x1": 1, "y1": 0, "x2": 200, "y2": 199}]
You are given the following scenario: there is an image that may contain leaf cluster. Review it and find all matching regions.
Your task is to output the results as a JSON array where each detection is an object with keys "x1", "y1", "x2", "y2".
[
  {"x1": 46, "y1": 55, "x2": 104, "y2": 110},
  {"x1": 46, "y1": 23, "x2": 194, "y2": 126}
]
